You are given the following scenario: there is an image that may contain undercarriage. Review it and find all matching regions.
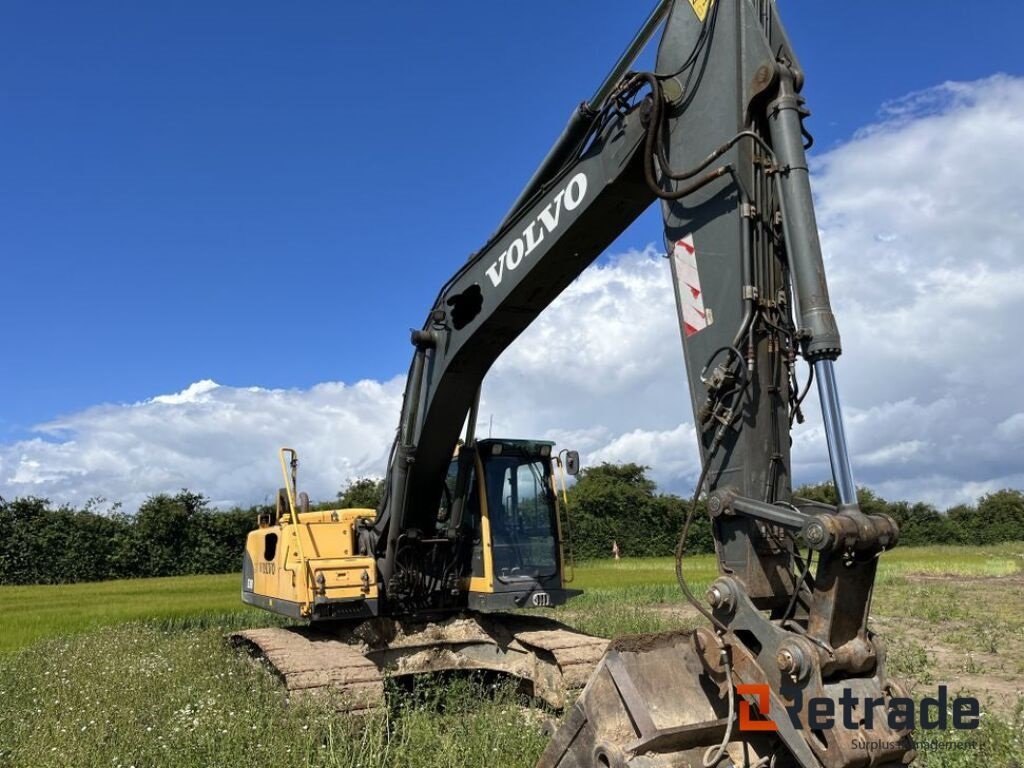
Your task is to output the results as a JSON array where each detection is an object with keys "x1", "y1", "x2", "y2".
[{"x1": 231, "y1": 613, "x2": 608, "y2": 714}]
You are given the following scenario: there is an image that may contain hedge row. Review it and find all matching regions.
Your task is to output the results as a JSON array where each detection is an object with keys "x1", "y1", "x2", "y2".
[
  {"x1": 2, "y1": 465, "x2": 1022, "y2": 585},
  {"x1": 562, "y1": 465, "x2": 1024, "y2": 559}
]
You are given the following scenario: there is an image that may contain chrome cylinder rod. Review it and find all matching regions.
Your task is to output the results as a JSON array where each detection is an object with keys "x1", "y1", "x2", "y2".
[{"x1": 814, "y1": 359, "x2": 857, "y2": 506}]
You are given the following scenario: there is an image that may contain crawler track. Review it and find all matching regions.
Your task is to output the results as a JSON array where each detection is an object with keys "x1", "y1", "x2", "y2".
[{"x1": 231, "y1": 613, "x2": 608, "y2": 713}]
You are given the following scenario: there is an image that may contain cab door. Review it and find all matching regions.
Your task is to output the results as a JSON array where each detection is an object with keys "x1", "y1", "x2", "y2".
[{"x1": 486, "y1": 457, "x2": 559, "y2": 583}]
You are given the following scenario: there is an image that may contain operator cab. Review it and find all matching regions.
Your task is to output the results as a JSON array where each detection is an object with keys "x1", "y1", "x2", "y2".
[{"x1": 447, "y1": 439, "x2": 581, "y2": 611}]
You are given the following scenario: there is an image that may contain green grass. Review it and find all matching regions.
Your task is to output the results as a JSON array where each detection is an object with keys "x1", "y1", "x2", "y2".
[
  {"x1": 573, "y1": 542, "x2": 1023, "y2": 590},
  {"x1": 0, "y1": 556, "x2": 714, "y2": 657},
  {"x1": 572, "y1": 555, "x2": 715, "y2": 588},
  {"x1": 0, "y1": 573, "x2": 254, "y2": 655},
  {"x1": 2, "y1": 544, "x2": 1021, "y2": 656},
  {"x1": 0, "y1": 623, "x2": 547, "y2": 768},
  {"x1": 873, "y1": 542, "x2": 1023, "y2": 581},
  {"x1": 1, "y1": 544, "x2": 1022, "y2": 767},
  {"x1": 2, "y1": 621, "x2": 1020, "y2": 768}
]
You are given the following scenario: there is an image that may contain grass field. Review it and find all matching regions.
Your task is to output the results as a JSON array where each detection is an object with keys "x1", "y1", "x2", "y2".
[
  {"x1": 0, "y1": 554, "x2": 719, "y2": 656},
  {"x1": 1, "y1": 544, "x2": 1023, "y2": 767}
]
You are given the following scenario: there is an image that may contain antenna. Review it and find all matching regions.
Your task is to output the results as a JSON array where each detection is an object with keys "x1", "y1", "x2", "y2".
[{"x1": 489, "y1": 414, "x2": 493, "y2": 438}]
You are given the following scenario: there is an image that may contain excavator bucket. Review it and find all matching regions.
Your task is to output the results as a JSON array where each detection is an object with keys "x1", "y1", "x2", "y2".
[
  {"x1": 230, "y1": 613, "x2": 608, "y2": 714},
  {"x1": 537, "y1": 631, "x2": 775, "y2": 768}
]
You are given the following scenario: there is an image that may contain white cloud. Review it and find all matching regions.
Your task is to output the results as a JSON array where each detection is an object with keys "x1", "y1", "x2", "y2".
[
  {"x1": 481, "y1": 247, "x2": 691, "y2": 445},
  {"x1": 587, "y1": 423, "x2": 700, "y2": 480},
  {"x1": 997, "y1": 413, "x2": 1024, "y2": 442},
  {"x1": 1, "y1": 379, "x2": 404, "y2": 510},
  {"x1": 806, "y1": 75, "x2": 1024, "y2": 505},
  {"x1": 4, "y1": 76, "x2": 1024, "y2": 511}
]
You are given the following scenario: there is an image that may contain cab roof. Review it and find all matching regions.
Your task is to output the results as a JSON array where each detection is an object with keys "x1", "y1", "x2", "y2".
[
  {"x1": 476, "y1": 438, "x2": 555, "y2": 448},
  {"x1": 453, "y1": 438, "x2": 556, "y2": 457}
]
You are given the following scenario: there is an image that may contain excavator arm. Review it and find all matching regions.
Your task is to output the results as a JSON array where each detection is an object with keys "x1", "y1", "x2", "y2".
[
  {"x1": 368, "y1": 2, "x2": 912, "y2": 765},
  {"x1": 372, "y1": 78, "x2": 656, "y2": 588}
]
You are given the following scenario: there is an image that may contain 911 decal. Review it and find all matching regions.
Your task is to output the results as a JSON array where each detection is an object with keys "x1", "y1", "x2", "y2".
[{"x1": 673, "y1": 234, "x2": 712, "y2": 337}]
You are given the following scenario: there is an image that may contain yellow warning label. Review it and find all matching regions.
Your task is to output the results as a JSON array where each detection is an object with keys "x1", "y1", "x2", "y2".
[{"x1": 688, "y1": 0, "x2": 714, "y2": 22}]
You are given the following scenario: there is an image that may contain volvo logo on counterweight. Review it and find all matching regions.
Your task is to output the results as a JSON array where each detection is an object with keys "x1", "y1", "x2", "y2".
[{"x1": 485, "y1": 172, "x2": 588, "y2": 288}]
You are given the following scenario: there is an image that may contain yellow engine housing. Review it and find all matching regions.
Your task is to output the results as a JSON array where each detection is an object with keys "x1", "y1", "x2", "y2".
[{"x1": 242, "y1": 507, "x2": 379, "y2": 620}]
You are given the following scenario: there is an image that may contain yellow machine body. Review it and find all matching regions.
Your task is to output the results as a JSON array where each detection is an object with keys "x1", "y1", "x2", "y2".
[
  {"x1": 241, "y1": 443, "x2": 577, "y2": 622},
  {"x1": 242, "y1": 505, "x2": 379, "y2": 620}
]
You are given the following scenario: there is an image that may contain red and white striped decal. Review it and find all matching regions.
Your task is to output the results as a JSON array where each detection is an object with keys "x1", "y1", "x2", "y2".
[{"x1": 673, "y1": 234, "x2": 711, "y2": 337}]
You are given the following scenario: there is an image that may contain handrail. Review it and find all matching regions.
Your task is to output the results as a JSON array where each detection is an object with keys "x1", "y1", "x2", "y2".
[
  {"x1": 278, "y1": 448, "x2": 310, "y2": 590},
  {"x1": 554, "y1": 455, "x2": 576, "y2": 584}
]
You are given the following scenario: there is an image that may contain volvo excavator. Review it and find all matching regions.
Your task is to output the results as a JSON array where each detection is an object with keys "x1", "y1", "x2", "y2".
[{"x1": 234, "y1": 1, "x2": 916, "y2": 766}]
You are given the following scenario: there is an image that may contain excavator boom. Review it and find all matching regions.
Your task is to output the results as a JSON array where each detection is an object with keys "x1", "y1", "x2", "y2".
[{"x1": 238, "y1": 3, "x2": 914, "y2": 766}]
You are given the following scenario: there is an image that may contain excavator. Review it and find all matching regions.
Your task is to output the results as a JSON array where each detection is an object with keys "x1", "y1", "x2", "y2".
[
  {"x1": 234, "y1": 440, "x2": 606, "y2": 713},
  {"x1": 234, "y1": 1, "x2": 916, "y2": 766}
]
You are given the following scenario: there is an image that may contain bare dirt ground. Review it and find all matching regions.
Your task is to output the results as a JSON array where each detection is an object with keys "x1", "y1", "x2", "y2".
[
  {"x1": 872, "y1": 571, "x2": 1024, "y2": 717},
  {"x1": 564, "y1": 570, "x2": 1024, "y2": 718}
]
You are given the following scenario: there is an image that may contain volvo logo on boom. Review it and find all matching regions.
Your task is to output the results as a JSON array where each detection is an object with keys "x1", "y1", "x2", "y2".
[{"x1": 485, "y1": 172, "x2": 588, "y2": 288}]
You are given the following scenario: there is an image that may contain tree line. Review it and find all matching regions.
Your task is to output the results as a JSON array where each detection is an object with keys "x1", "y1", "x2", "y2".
[
  {"x1": 564, "y1": 464, "x2": 1024, "y2": 559},
  {"x1": 1, "y1": 465, "x2": 1022, "y2": 585}
]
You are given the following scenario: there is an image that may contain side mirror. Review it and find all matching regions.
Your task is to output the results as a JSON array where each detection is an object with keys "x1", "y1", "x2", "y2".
[{"x1": 564, "y1": 450, "x2": 580, "y2": 476}]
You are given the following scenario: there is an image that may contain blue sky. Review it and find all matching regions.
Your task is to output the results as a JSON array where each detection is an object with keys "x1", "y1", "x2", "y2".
[
  {"x1": 3, "y1": 3, "x2": 1024, "y2": 510},
  {"x1": 4, "y1": 1, "x2": 1022, "y2": 434}
]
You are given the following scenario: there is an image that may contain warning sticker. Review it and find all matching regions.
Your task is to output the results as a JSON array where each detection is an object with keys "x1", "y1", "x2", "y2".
[
  {"x1": 673, "y1": 235, "x2": 712, "y2": 338},
  {"x1": 688, "y1": 0, "x2": 714, "y2": 22}
]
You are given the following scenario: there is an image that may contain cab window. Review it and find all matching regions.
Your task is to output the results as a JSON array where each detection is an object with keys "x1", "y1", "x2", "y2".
[{"x1": 484, "y1": 454, "x2": 558, "y2": 581}]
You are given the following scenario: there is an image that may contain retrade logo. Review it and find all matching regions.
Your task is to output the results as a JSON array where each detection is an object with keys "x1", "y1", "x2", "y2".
[
  {"x1": 736, "y1": 684, "x2": 980, "y2": 733},
  {"x1": 737, "y1": 684, "x2": 778, "y2": 731}
]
